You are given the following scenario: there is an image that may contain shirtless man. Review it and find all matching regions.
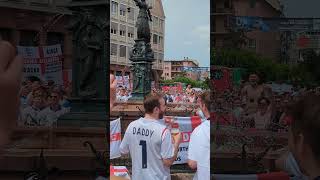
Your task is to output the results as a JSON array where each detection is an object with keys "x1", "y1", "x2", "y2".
[{"x1": 241, "y1": 74, "x2": 264, "y2": 114}]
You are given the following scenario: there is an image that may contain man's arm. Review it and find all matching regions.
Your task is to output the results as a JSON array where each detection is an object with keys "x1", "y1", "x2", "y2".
[
  {"x1": 162, "y1": 140, "x2": 180, "y2": 167},
  {"x1": 161, "y1": 130, "x2": 182, "y2": 167},
  {"x1": 119, "y1": 125, "x2": 131, "y2": 155},
  {"x1": 110, "y1": 74, "x2": 117, "y2": 110}
]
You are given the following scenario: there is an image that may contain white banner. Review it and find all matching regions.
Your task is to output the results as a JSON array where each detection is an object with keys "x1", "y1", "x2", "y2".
[
  {"x1": 110, "y1": 166, "x2": 131, "y2": 179},
  {"x1": 23, "y1": 64, "x2": 41, "y2": 79},
  {"x1": 110, "y1": 118, "x2": 122, "y2": 159},
  {"x1": 163, "y1": 116, "x2": 204, "y2": 164},
  {"x1": 17, "y1": 46, "x2": 40, "y2": 58},
  {"x1": 42, "y1": 44, "x2": 63, "y2": 58},
  {"x1": 116, "y1": 76, "x2": 130, "y2": 89},
  {"x1": 17, "y1": 44, "x2": 64, "y2": 85}
]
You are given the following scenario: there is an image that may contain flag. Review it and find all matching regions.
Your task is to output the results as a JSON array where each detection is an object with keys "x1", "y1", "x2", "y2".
[
  {"x1": 162, "y1": 116, "x2": 205, "y2": 164},
  {"x1": 110, "y1": 118, "x2": 121, "y2": 159},
  {"x1": 110, "y1": 166, "x2": 131, "y2": 179}
]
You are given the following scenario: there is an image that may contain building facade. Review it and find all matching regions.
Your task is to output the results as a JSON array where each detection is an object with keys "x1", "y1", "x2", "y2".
[
  {"x1": 110, "y1": 0, "x2": 165, "y2": 83},
  {"x1": 212, "y1": 0, "x2": 282, "y2": 61},
  {"x1": 163, "y1": 58, "x2": 201, "y2": 81}
]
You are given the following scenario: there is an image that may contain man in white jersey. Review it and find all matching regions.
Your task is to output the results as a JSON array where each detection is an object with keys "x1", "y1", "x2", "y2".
[
  {"x1": 188, "y1": 91, "x2": 211, "y2": 180},
  {"x1": 120, "y1": 93, "x2": 181, "y2": 180}
]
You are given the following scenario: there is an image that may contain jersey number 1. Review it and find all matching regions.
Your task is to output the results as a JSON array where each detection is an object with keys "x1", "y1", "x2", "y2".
[{"x1": 139, "y1": 140, "x2": 147, "y2": 168}]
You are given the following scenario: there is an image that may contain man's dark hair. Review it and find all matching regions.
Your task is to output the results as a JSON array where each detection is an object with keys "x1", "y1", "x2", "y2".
[
  {"x1": 199, "y1": 91, "x2": 211, "y2": 112},
  {"x1": 289, "y1": 93, "x2": 320, "y2": 161},
  {"x1": 27, "y1": 76, "x2": 40, "y2": 83},
  {"x1": 143, "y1": 93, "x2": 163, "y2": 114}
]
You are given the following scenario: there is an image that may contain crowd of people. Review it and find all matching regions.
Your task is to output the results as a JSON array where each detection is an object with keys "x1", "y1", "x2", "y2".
[
  {"x1": 116, "y1": 84, "x2": 204, "y2": 105},
  {"x1": 18, "y1": 76, "x2": 71, "y2": 127},
  {"x1": 211, "y1": 73, "x2": 320, "y2": 132}
]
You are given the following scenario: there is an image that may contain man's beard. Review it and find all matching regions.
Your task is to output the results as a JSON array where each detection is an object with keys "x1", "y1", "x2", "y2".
[{"x1": 159, "y1": 111, "x2": 164, "y2": 119}]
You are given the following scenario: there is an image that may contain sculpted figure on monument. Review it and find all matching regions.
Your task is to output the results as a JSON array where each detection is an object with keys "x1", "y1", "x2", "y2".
[
  {"x1": 67, "y1": 9, "x2": 105, "y2": 97},
  {"x1": 133, "y1": 0, "x2": 152, "y2": 43}
]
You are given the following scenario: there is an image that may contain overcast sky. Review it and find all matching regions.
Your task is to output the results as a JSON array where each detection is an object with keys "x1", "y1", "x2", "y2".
[
  {"x1": 162, "y1": 0, "x2": 210, "y2": 67},
  {"x1": 281, "y1": 0, "x2": 320, "y2": 18}
]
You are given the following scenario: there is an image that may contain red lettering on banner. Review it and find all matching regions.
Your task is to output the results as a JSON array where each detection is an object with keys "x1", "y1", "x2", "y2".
[
  {"x1": 181, "y1": 132, "x2": 192, "y2": 143},
  {"x1": 110, "y1": 132, "x2": 121, "y2": 142}
]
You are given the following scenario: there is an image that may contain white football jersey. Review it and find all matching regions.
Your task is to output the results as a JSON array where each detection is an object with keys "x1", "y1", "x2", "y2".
[
  {"x1": 188, "y1": 120, "x2": 210, "y2": 180},
  {"x1": 120, "y1": 117, "x2": 175, "y2": 180}
]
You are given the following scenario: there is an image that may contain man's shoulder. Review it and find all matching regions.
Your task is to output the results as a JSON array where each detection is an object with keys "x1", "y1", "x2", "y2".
[{"x1": 192, "y1": 121, "x2": 210, "y2": 136}]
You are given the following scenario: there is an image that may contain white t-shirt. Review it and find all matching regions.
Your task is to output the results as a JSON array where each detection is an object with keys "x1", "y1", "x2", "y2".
[
  {"x1": 20, "y1": 106, "x2": 46, "y2": 126},
  {"x1": 120, "y1": 117, "x2": 175, "y2": 180},
  {"x1": 188, "y1": 120, "x2": 210, "y2": 180},
  {"x1": 41, "y1": 106, "x2": 70, "y2": 126},
  {"x1": 285, "y1": 152, "x2": 308, "y2": 180}
]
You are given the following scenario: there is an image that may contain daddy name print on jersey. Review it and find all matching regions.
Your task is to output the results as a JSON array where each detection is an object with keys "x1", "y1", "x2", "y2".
[{"x1": 132, "y1": 127, "x2": 155, "y2": 138}]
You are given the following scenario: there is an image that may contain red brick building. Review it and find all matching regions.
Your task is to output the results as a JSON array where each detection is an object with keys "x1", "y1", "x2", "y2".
[{"x1": 212, "y1": 0, "x2": 283, "y2": 60}]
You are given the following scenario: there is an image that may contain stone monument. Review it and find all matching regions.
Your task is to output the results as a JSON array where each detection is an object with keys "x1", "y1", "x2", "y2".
[
  {"x1": 58, "y1": 0, "x2": 108, "y2": 127},
  {"x1": 129, "y1": 0, "x2": 155, "y2": 100}
]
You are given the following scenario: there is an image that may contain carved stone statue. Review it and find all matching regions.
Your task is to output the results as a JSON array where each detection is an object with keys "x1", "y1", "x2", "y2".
[
  {"x1": 67, "y1": 9, "x2": 106, "y2": 97},
  {"x1": 133, "y1": 0, "x2": 152, "y2": 43},
  {"x1": 129, "y1": 0, "x2": 155, "y2": 100}
]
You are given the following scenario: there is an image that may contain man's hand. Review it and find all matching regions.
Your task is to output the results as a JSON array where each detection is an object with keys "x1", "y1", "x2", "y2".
[
  {"x1": 172, "y1": 132, "x2": 182, "y2": 147},
  {"x1": 110, "y1": 73, "x2": 117, "y2": 110},
  {"x1": 0, "y1": 41, "x2": 23, "y2": 148}
]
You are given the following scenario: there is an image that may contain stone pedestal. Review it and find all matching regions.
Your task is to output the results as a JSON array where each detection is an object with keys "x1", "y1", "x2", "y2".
[{"x1": 129, "y1": 39, "x2": 154, "y2": 100}]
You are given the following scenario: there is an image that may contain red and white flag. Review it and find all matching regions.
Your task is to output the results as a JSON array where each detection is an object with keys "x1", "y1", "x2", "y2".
[
  {"x1": 110, "y1": 165, "x2": 131, "y2": 179},
  {"x1": 110, "y1": 118, "x2": 121, "y2": 159},
  {"x1": 163, "y1": 116, "x2": 205, "y2": 164}
]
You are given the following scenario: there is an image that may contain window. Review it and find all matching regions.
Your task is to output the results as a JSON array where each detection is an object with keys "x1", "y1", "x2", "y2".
[
  {"x1": 154, "y1": 52, "x2": 158, "y2": 60},
  {"x1": 159, "y1": 19, "x2": 164, "y2": 30},
  {"x1": 159, "y1": 36, "x2": 163, "y2": 46},
  {"x1": 120, "y1": 4, "x2": 126, "y2": 16},
  {"x1": 128, "y1": 26, "x2": 134, "y2": 38},
  {"x1": 111, "y1": 43, "x2": 117, "y2": 56},
  {"x1": 111, "y1": 1, "x2": 118, "y2": 15},
  {"x1": 248, "y1": 39, "x2": 256, "y2": 49},
  {"x1": 120, "y1": 25, "x2": 126, "y2": 36},
  {"x1": 153, "y1": 16, "x2": 158, "y2": 28},
  {"x1": 111, "y1": 22, "x2": 118, "y2": 35},
  {"x1": 19, "y1": 30, "x2": 37, "y2": 46},
  {"x1": 159, "y1": 53, "x2": 164, "y2": 60},
  {"x1": 119, "y1": 45, "x2": 126, "y2": 57},
  {"x1": 153, "y1": 34, "x2": 158, "y2": 44},
  {"x1": 128, "y1": 7, "x2": 134, "y2": 21}
]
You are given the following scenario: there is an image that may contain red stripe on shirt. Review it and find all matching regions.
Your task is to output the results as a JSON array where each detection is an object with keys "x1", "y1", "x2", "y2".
[
  {"x1": 191, "y1": 116, "x2": 202, "y2": 130},
  {"x1": 161, "y1": 128, "x2": 168, "y2": 140}
]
